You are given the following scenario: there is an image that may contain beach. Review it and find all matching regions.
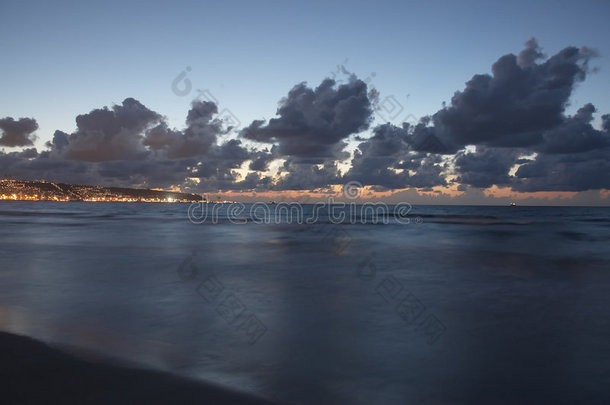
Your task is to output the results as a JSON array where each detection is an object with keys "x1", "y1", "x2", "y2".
[
  {"x1": 0, "y1": 331, "x2": 278, "y2": 404},
  {"x1": 1, "y1": 202, "x2": 609, "y2": 404}
]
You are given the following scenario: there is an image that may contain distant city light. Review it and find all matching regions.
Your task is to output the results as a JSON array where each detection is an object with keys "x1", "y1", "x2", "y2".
[{"x1": 0, "y1": 179, "x2": 223, "y2": 203}]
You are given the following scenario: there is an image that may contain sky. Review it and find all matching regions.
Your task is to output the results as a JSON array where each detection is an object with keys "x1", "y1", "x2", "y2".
[{"x1": 1, "y1": 0, "x2": 610, "y2": 205}]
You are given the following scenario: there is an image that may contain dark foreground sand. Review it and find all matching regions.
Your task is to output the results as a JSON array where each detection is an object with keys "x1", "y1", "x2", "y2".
[{"x1": 0, "y1": 332, "x2": 279, "y2": 404}]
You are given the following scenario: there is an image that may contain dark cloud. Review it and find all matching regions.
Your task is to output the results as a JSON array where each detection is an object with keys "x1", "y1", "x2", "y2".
[
  {"x1": 273, "y1": 159, "x2": 342, "y2": 191},
  {"x1": 602, "y1": 114, "x2": 610, "y2": 133},
  {"x1": 345, "y1": 123, "x2": 447, "y2": 189},
  {"x1": 241, "y1": 76, "x2": 373, "y2": 158},
  {"x1": 513, "y1": 149, "x2": 610, "y2": 192},
  {"x1": 17, "y1": 148, "x2": 38, "y2": 159},
  {"x1": 94, "y1": 158, "x2": 196, "y2": 189},
  {"x1": 0, "y1": 117, "x2": 38, "y2": 147},
  {"x1": 408, "y1": 123, "x2": 453, "y2": 154},
  {"x1": 61, "y1": 98, "x2": 162, "y2": 161},
  {"x1": 453, "y1": 103, "x2": 610, "y2": 192},
  {"x1": 512, "y1": 107, "x2": 610, "y2": 192},
  {"x1": 144, "y1": 101, "x2": 222, "y2": 158},
  {"x1": 248, "y1": 146, "x2": 277, "y2": 172},
  {"x1": 2, "y1": 39, "x2": 609, "y2": 198},
  {"x1": 517, "y1": 37, "x2": 546, "y2": 68},
  {"x1": 190, "y1": 141, "x2": 247, "y2": 180},
  {"x1": 0, "y1": 150, "x2": 93, "y2": 184},
  {"x1": 0, "y1": 97, "x2": 271, "y2": 191},
  {"x1": 537, "y1": 103, "x2": 610, "y2": 154},
  {"x1": 415, "y1": 39, "x2": 597, "y2": 151},
  {"x1": 454, "y1": 147, "x2": 522, "y2": 189},
  {"x1": 392, "y1": 38, "x2": 609, "y2": 194},
  {"x1": 46, "y1": 130, "x2": 70, "y2": 152}
]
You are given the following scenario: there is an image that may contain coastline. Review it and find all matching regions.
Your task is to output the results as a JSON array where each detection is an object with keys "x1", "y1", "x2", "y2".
[{"x1": 0, "y1": 331, "x2": 279, "y2": 404}]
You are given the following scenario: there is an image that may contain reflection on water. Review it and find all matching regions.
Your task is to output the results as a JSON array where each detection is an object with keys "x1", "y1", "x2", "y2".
[{"x1": 1, "y1": 202, "x2": 609, "y2": 404}]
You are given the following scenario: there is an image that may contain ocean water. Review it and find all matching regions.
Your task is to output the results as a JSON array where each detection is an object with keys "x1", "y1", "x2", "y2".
[{"x1": 1, "y1": 201, "x2": 609, "y2": 404}]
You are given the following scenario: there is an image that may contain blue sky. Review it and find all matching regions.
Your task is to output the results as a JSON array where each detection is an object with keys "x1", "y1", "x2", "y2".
[
  {"x1": 1, "y1": 0, "x2": 610, "y2": 204},
  {"x1": 2, "y1": 0, "x2": 609, "y2": 147}
]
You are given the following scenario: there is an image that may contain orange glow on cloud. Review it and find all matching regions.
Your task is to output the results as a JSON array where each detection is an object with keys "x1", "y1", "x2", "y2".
[
  {"x1": 417, "y1": 185, "x2": 463, "y2": 198},
  {"x1": 483, "y1": 186, "x2": 577, "y2": 201},
  {"x1": 180, "y1": 184, "x2": 609, "y2": 205},
  {"x1": 213, "y1": 185, "x2": 464, "y2": 202}
]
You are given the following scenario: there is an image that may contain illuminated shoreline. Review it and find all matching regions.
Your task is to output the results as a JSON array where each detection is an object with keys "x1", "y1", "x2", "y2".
[
  {"x1": 0, "y1": 179, "x2": 210, "y2": 203},
  {"x1": 0, "y1": 195, "x2": 203, "y2": 203}
]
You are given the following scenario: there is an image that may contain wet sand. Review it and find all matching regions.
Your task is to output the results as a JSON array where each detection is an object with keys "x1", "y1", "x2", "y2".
[{"x1": 0, "y1": 331, "x2": 279, "y2": 404}]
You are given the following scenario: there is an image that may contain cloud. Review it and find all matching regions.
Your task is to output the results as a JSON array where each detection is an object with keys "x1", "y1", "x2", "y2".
[
  {"x1": 513, "y1": 109, "x2": 610, "y2": 192},
  {"x1": 537, "y1": 103, "x2": 610, "y2": 154},
  {"x1": 454, "y1": 147, "x2": 522, "y2": 189},
  {"x1": 273, "y1": 158, "x2": 342, "y2": 191},
  {"x1": 248, "y1": 145, "x2": 278, "y2": 172},
  {"x1": 46, "y1": 130, "x2": 70, "y2": 152},
  {"x1": 0, "y1": 117, "x2": 38, "y2": 147},
  {"x1": 1, "y1": 39, "x2": 609, "y2": 200},
  {"x1": 517, "y1": 37, "x2": 546, "y2": 68},
  {"x1": 241, "y1": 76, "x2": 373, "y2": 159},
  {"x1": 391, "y1": 38, "x2": 608, "y2": 194},
  {"x1": 60, "y1": 98, "x2": 162, "y2": 161},
  {"x1": 0, "y1": 151, "x2": 94, "y2": 184},
  {"x1": 0, "y1": 97, "x2": 272, "y2": 191},
  {"x1": 513, "y1": 149, "x2": 610, "y2": 192},
  {"x1": 453, "y1": 103, "x2": 610, "y2": 192},
  {"x1": 345, "y1": 123, "x2": 447, "y2": 189},
  {"x1": 415, "y1": 38, "x2": 597, "y2": 151},
  {"x1": 143, "y1": 101, "x2": 223, "y2": 158}
]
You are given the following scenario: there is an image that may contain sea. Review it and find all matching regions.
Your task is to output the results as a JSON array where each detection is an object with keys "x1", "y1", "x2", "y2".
[{"x1": 0, "y1": 201, "x2": 609, "y2": 404}]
